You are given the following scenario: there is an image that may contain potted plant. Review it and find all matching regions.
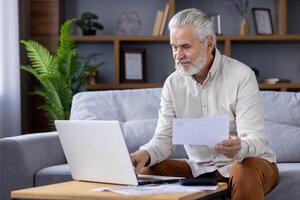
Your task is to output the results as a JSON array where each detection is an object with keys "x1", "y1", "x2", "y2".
[
  {"x1": 76, "y1": 12, "x2": 104, "y2": 35},
  {"x1": 21, "y1": 19, "x2": 100, "y2": 128},
  {"x1": 83, "y1": 53, "x2": 104, "y2": 85}
]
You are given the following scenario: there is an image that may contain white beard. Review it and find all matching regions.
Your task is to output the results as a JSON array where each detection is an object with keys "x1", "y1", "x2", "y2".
[{"x1": 175, "y1": 51, "x2": 207, "y2": 77}]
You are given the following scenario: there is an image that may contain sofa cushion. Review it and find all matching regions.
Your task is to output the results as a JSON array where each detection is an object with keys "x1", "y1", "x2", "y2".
[
  {"x1": 123, "y1": 119, "x2": 187, "y2": 158},
  {"x1": 122, "y1": 119, "x2": 156, "y2": 154},
  {"x1": 266, "y1": 163, "x2": 300, "y2": 200},
  {"x1": 35, "y1": 164, "x2": 72, "y2": 186},
  {"x1": 265, "y1": 121, "x2": 300, "y2": 163},
  {"x1": 261, "y1": 91, "x2": 300, "y2": 127},
  {"x1": 70, "y1": 88, "x2": 162, "y2": 122}
]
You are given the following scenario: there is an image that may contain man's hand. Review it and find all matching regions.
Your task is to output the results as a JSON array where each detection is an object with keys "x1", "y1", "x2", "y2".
[
  {"x1": 213, "y1": 136, "x2": 241, "y2": 158},
  {"x1": 130, "y1": 150, "x2": 150, "y2": 174}
]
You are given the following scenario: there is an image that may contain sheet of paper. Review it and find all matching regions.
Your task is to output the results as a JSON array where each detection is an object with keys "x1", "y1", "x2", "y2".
[
  {"x1": 172, "y1": 115, "x2": 229, "y2": 146},
  {"x1": 91, "y1": 183, "x2": 218, "y2": 196}
]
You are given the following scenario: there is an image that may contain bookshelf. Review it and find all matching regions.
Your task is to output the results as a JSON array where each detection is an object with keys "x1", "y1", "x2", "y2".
[
  {"x1": 24, "y1": 0, "x2": 300, "y2": 132},
  {"x1": 73, "y1": 34, "x2": 300, "y2": 91},
  {"x1": 68, "y1": 0, "x2": 300, "y2": 91}
]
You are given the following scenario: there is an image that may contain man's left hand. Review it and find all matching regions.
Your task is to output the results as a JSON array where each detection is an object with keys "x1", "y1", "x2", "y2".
[{"x1": 213, "y1": 136, "x2": 241, "y2": 158}]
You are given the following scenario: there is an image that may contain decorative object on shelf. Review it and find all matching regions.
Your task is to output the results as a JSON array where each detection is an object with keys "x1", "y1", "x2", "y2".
[
  {"x1": 261, "y1": 78, "x2": 291, "y2": 84},
  {"x1": 152, "y1": 3, "x2": 170, "y2": 36},
  {"x1": 21, "y1": 19, "x2": 99, "y2": 127},
  {"x1": 76, "y1": 12, "x2": 104, "y2": 35},
  {"x1": 252, "y1": 8, "x2": 274, "y2": 35},
  {"x1": 240, "y1": 18, "x2": 250, "y2": 35},
  {"x1": 84, "y1": 53, "x2": 104, "y2": 85},
  {"x1": 84, "y1": 69, "x2": 97, "y2": 85},
  {"x1": 120, "y1": 48, "x2": 146, "y2": 83},
  {"x1": 159, "y1": 3, "x2": 170, "y2": 36},
  {"x1": 116, "y1": 11, "x2": 142, "y2": 35},
  {"x1": 233, "y1": 0, "x2": 250, "y2": 35},
  {"x1": 209, "y1": 13, "x2": 222, "y2": 35},
  {"x1": 152, "y1": 10, "x2": 164, "y2": 36}
]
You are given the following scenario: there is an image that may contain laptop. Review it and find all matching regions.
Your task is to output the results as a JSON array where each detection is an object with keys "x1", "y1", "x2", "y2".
[{"x1": 54, "y1": 120, "x2": 184, "y2": 185}]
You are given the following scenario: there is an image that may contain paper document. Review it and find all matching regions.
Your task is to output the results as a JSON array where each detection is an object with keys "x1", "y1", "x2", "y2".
[
  {"x1": 91, "y1": 183, "x2": 218, "y2": 196},
  {"x1": 172, "y1": 116, "x2": 229, "y2": 146}
]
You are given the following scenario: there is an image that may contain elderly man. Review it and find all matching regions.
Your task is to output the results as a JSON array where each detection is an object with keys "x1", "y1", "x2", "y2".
[{"x1": 131, "y1": 8, "x2": 278, "y2": 200}]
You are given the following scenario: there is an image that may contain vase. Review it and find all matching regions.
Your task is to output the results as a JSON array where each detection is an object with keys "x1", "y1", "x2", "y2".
[
  {"x1": 82, "y1": 29, "x2": 97, "y2": 35},
  {"x1": 85, "y1": 71, "x2": 97, "y2": 85},
  {"x1": 240, "y1": 18, "x2": 250, "y2": 35}
]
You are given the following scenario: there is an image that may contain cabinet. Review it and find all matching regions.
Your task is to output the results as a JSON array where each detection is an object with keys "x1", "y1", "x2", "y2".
[{"x1": 68, "y1": 0, "x2": 300, "y2": 91}]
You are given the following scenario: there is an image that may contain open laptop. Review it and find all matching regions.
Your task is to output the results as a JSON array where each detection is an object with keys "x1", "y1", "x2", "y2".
[{"x1": 54, "y1": 120, "x2": 184, "y2": 185}]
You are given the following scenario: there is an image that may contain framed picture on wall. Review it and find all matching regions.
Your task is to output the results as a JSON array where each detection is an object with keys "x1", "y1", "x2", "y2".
[
  {"x1": 120, "y1": 48, "x2": 146, "y2": 83},
  {"x1": 252, "y1": 8, "x2": 274, "y2": 35}
]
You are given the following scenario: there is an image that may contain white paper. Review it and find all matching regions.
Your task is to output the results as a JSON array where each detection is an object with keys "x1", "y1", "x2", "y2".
[
  {"x1": 172, "y1": 116, "x2": 229, "y2": 146},
  {"x1": 91, "y1": 183, "x2": 218, "y2": 196}
]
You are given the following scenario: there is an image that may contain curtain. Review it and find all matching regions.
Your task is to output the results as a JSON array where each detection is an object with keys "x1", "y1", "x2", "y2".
[{"x1": 0, "y1": 0, "x2": 21, "y2": 138}]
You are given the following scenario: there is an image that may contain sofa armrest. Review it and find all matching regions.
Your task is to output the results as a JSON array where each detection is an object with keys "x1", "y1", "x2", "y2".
[{"x1": 0, "y1": 131, "x2": 66, "y2": 200}]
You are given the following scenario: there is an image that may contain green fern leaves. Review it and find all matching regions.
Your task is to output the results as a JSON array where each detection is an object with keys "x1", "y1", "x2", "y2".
[
  {"x1": 21, "y1": 19, "x2": 85, "y2": 128},
  {"x1": 21, "y1": 40, "x2": 58, "y2": 77}
]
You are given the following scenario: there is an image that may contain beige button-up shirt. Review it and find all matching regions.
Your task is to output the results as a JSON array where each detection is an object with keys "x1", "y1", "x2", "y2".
[{"x1": 140, "y1": 49, "x2": 276, "y2": 178}]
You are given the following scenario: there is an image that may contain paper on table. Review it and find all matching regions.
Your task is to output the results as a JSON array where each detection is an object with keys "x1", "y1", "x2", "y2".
[
  {"x1": 172, "y1": 115, "x2": 229, "y2": 146},
  {"x1": 90, "y1": 183, "x2": 218, "y2": 196}
]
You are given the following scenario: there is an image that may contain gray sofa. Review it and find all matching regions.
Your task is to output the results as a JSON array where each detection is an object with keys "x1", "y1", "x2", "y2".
[{"x1": 1, "y1": 88, "x2": 300, "y2": 200}]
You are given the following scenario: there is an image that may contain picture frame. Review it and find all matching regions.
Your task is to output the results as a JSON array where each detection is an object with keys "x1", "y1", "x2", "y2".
[
  {"x1": 209, "y1": 13, "x2": 222, "y2": 35},
  {"x1": 252, "y1": 8, "x2": 274, "y2": 35},
  {"x1": 120, "y1": 48, "x2": 146, "y2": 83}
]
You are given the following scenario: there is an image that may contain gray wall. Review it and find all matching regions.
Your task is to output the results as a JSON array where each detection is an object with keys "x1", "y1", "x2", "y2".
[
  {"x1": 287, "y1": 0, "x2": 300, "y2": 34},
  {"x1": 64, "y1": 0, "x2": 300, "y2": 83}
]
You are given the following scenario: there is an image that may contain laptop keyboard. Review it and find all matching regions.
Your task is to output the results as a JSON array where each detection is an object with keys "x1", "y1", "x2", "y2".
[{"x1": 137, "y1": 176, "x2": 160, "y2": 181}]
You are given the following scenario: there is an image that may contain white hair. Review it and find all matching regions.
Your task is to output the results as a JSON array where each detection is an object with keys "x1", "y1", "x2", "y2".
[{"x1": 168, "y1": 8, "x2": 216, "y2": 47}]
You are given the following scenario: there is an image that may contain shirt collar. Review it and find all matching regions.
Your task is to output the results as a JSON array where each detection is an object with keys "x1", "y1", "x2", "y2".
[{"x1": 207, "y1": 48, "x2": 221, "y2": 79}]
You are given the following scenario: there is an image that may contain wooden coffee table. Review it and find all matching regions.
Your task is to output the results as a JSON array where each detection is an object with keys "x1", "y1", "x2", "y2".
[{"x1": 11, "y1": 181, "x2": 228, "y2": 200}]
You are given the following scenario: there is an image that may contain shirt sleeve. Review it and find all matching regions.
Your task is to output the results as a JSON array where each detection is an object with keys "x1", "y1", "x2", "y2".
[
  {"x1": 234, "y1": 69, "x2": 268, "y2": 162},
  {"x1": 139, "y1": 79, "x2": 175, "y2": 166}
]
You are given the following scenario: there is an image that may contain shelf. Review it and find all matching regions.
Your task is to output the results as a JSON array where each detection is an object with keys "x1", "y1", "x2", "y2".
[
  {"x1": 72, "y1": 35, "x2": 115, "y2": 42},
  {"x1": 73, "y1": 34, "x2": 300, "y2": 42},
  {"x1": 72, "y1": 35, "x2": 170, "y2": 42},
  {"x1": 221, "y1": 34, "x2": 300, "y2": 41},
  {"x1": 118, "y1": 35, "x2": 170, "y2": 42},
  {"x1": 258, "y1": 82, "x2": 300, "y2": 91},
  {"x1": 87, "y1": 83, "x2": 163, "y2": 90},
  {"x1": 87, "y1": 83, "x2": 300, "y2": 91}
]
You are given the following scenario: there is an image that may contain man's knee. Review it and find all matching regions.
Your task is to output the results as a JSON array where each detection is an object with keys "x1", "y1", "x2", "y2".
[
  {"x1": 229, "y1": 158, "x2": 265, "y2": 200},
  {"x1": 230, "y1": 160, "x2": 257, "y2": 188}
]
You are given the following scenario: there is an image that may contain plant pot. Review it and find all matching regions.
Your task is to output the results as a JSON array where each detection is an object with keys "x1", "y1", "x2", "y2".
[
  {"x1": 85, "y1": 71, "x2": 97, "y2": 85},
  {"x1": 240, "y1": 18, "x2": 250, "y2": 35},
  {"x1": 82, "y1": 29, "x2": 97, "y2": 35}
]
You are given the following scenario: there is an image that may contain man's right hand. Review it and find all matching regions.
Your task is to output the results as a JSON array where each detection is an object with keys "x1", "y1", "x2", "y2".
[{"x1": 130, "y1": 150, "x2": 150, "y2": 174}]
